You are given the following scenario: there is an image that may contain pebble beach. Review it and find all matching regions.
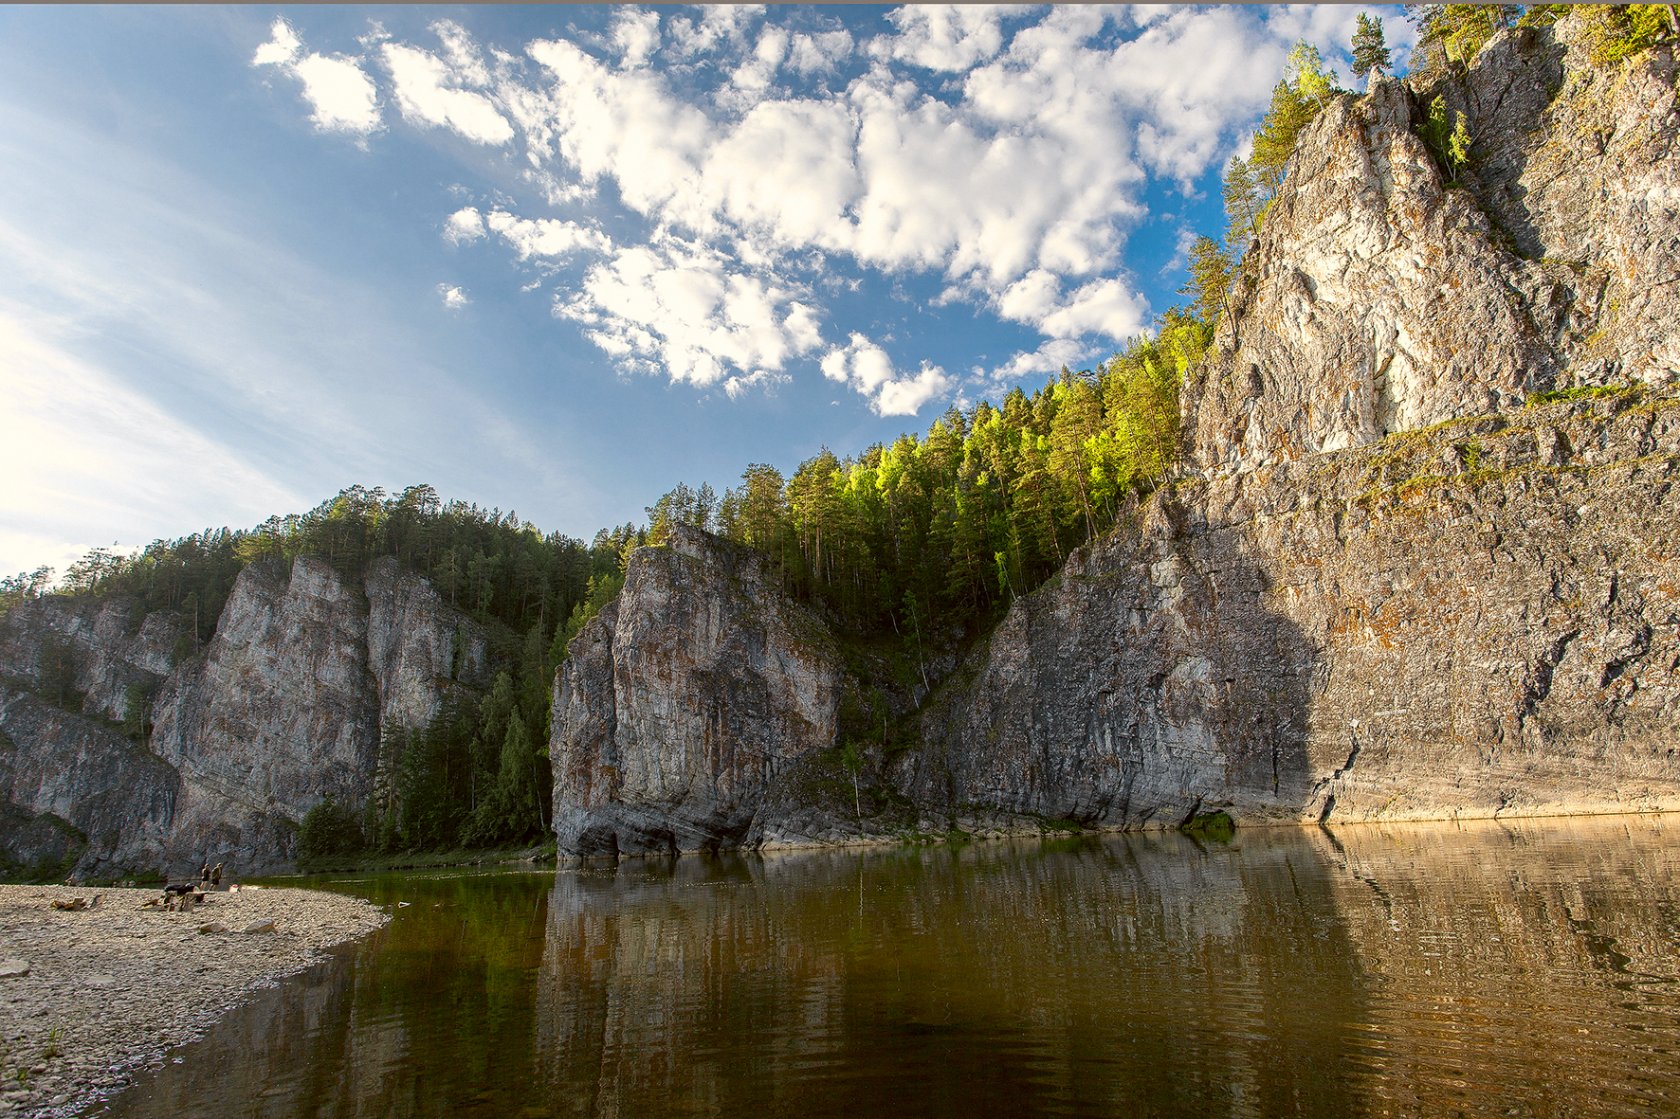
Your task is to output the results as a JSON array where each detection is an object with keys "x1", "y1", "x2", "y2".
[{"x1": 0, "y1": 883, "x2": 387, "y2": 1118}]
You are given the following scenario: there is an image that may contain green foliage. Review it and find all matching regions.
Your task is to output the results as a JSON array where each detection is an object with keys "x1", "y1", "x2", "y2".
[
  {"x1": 711, "y1": 314, "x2": 1205, "y2": 640},
  {"x1": 1421, "y1": 96, "x2": 1473, "y2": 183},
  {"x1": 122, "y1": 682, "x2": 153, "y2": 741},
  {"x1": 1411, "y1": 5, "x2": 1516, "y2": 77},
  {"x1": 1287, "y1": 41, "x2": 1335, "y2": 106},
  {"x1": 35, "y1": 637, "x2": 81, "y2": 713},
  {"x1": 554, "y1": 570, "x2": 624, "y2": 660},
  {"x1": 0, "y1": 567, "x2": 54, "y2": 618},
  {"x1": 1180, "y1": 810, "x2": 1236, "y2": 843},
  {"x1": 1249, "y1": 41, "x2": 1336, "y2": 195},
  {"x1": 1181, "y1": 236, "x2": 1235, "y2": 325},
  {"x1": 1576, "y1": 5, "x2": 1678, "y2": 65},
  {"x1": 1222, "y1": 156, "x2": 1264, "y2": 253},
  {"x1": 65, "y1": 483, "x2": 609, "y2": 646},
  {"x1": 1352, "y1": 12, "x2": 1393, "y2": 78},
  {"x1": 297, "y1": 799, "x2": 366, "y2": 866}
]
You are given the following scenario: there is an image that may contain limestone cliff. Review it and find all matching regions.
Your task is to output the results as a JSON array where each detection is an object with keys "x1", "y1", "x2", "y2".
[
  {"x1": 550, "y1": 526, "x2": 842, "y2": 855},
  {"x1": 902, "y1": 389, "x2": 1680, "y2": 828},
  {"x1": 1183, "y1": 18, "x2": 1679, "y2": 474},
  {"x1": 0, "y1": 556, "x2": 486, "y2": 877},
  {"x1": 903, "y1": 20, "x2": 1680, "y2": 830}
]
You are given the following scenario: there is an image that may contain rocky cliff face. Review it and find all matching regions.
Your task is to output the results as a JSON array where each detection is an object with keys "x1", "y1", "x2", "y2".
[
  {"x1": 1183, "y1": 19, "x2": 1679, "y2": 475},
  {"x1": 550, "y1": 526, "x2": 842, "y2": 855},
  {"x1": 902, "y1": 389, "x2": 1680, "y2": 827},
  {"x1": 0, "y1": 556, "x2": 485, "y2": 877},
  {"x1": 904, "y1": 22, "x2": 1680, "y2": 831}
]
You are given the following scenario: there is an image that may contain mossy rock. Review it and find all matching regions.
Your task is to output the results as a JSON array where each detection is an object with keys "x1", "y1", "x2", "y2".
[{"x1": 1180, "y1": 810, "x2": 1236, "y2": 843}]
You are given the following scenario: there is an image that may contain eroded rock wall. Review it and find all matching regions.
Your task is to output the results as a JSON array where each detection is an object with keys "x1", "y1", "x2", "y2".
[
  {"x1": 550, "y1": 526, "x2": 842, "y2": 855},
  {"x1": 905, "y1": 391, "x2": 1680, "y2": 827},
  {"x1": 1184, "y1": 21, "x2": 1680, "y2": 476},
  {"x1": 0, "y1": 556, "x2": 486, "y2": 876}
]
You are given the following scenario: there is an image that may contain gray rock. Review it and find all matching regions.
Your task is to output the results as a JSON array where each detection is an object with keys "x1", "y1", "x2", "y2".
[
  {"x1": 904, "y1": 391, "x2": 1680, "y2": 828},
  {"x1": 0, "y1": 556, "x2": 486, "y2": 877},
  {"x1": 1184, "y1": 20, "x2": 1680, "y2": 477},
  {"x1": 0, "y1": 958, "x2": 28, "y2": 978},
  {"x1": 550, "y1": 526, "x2": 843, "y2": 855}
]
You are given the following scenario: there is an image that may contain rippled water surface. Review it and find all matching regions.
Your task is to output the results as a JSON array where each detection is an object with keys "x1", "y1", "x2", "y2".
[{"x1": 97, "y1": 816, "x2": 1680, "y2": 1118}]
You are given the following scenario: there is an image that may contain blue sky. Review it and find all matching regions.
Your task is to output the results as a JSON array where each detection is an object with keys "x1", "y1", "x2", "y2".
[{"x1": 0, "y1": 5, "x2": 1412, "y2": 577}]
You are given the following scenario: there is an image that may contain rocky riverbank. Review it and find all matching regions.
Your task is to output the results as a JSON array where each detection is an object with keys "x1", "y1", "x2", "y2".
[{"x1": 0, "y1": 883, "x2": 387, "y2": 1117}]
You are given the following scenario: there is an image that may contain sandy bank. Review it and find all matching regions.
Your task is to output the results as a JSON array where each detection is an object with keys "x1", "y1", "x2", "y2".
[{"x1": 0, "y1": 883, "x2": 387, "y2": 1118}]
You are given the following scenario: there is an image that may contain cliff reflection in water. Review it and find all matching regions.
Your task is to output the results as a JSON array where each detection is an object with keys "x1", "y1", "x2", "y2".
[{"x1": 98, "y1": 817, "x2": 1680, "y2": 1119}]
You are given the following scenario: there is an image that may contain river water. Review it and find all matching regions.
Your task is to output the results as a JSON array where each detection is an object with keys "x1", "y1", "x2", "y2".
[{"x1": 94, "y1": 815, "x2": 1680, "y2": 1118}]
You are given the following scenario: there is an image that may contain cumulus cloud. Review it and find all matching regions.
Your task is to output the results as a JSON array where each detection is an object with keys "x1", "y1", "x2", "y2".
[
  {"x1": 483, "y1": 210, "x2": 610, "y2": 260},
  {"x1": 821, "y1": 332, "x2": 953, "y2": 416},
  {"x1": 253, "y1": 19, "x2": 380, "y2": 136},
  {"x1": 667, "y1": 6, "x2": 764, "y2": 60},
  {"x1": 382, "y1": 31, "x2": 513, "y2": 145},
  {"x1": 556, "y1": 240, "x2": 822, "y2": 388},
  {"x1": 260, "y1": 6, "x2": 1348, "y2": 407},
  {"x1": 443, "y1": 206, "x2": 485, "y2": 244},
  {"x1": 787, "y1": 29, "x2": 854, "y2": 75},
  {"x1": 978, "y1": 339, "x2": 1096, "y2": 388},
  {"x1": 876, "y1": 6, "x2": 1030, "y2": 72},
  {"x1": 438, "y1": 283, "x2": 470, "y2": 309},
  {"x1": 611, "y1": 8, "x2": 662, "y2": 68}
]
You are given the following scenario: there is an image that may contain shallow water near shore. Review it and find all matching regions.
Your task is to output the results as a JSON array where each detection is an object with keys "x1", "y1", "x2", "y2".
[{"x1": 90, "y1": 815, "x2": 1680, "y2": 1118}]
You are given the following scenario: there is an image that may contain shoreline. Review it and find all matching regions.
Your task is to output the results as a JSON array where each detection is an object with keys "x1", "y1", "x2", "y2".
[{"x1": 0, "y1": 883, "x2": 387, "y2": 1118}]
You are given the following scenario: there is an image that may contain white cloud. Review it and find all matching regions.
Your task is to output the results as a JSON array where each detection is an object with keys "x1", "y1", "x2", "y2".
[
  {"x1": 438, "y1": 283, "x2": 470, "y2": 309},
  {"x1": 382, "y1": 40, "x2": 514, "y2": 145},
  {"x1": 258, "y1": 6, "x2": 1348, "y2": 410},
  {"x1": 668, "y1": 7, "x2": 764, "y2": 59},
  {"x1": 253, "y1": 19, "x2": 381, "y2": 137},
  {"x1": 611, "y1": 8, "x2": 662, "y2": 68},
  {"x1": 788, "y1": 29, "x2": 854, "y2": 75},
  {"x1": 432, "y1": 20, "x2": 492, "y2": 87},
  {"x1": 876, "y1": 6, "x2": 1029, "y2": 72},
  {"x1": 977, "y1": 339, "x2": 1095, "y2": 388},
  {"x1": 820, "y1": 333, "x2": 953, "y2": 416},
  {"x1": 443, "y1": 206, "x2": 485, "y2": 244},
  {"x1": 483, "y1": 209, "x2": 610, "y2": 260},
  {"x1": 1037, "y1": 277, "x2": 1148, "y2": 340},
  {"x1": 252, "y1": 19, "x2": 300, "y2": 67},
  {"x1": 556, "y1": 240, "x2": 822, "y2": 390},
  {"x1": 1160, "y1": 227, "x2": 1198, "y2": 276}
]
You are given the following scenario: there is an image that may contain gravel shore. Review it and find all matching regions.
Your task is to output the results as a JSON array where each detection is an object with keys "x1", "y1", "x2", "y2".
[{"x1": 0, "y1": 883, "x2": 387, "y2": 1118}]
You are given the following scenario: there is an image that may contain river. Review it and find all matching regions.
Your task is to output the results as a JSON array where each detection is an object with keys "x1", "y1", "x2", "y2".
[{"x1": 92, "y1": 815, "x2": 1680, "y2": 1117}]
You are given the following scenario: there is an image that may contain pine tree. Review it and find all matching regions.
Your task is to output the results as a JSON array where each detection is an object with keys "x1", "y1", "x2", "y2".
[
  {"x1": 1352, "y1": 13, "x2": 1392, "y2": 79},
  {"x1": 1222, "y1": 156, "x2": 1264, "y2": 253},
  {"x1": 1180, "y1": 236, "x2": 1235, "y2": 325}
]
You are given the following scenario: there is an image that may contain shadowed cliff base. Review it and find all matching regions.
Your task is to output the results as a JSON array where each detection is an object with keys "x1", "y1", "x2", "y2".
[{"x1": 907, "y1": 388, "x2": 1680, "y2": 833}]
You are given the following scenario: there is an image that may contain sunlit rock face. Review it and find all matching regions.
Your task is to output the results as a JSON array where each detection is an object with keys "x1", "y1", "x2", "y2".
[
  {"x1": 549, "y1": 526, "x2": 843, "y2": 856},
  {"x1": 0, "y1": 555, "x2": 487, "y2": 877},
  {"x1": 902, "y1": 22, "x2": 1680, "y2": 831},
  {"x1": 1183, "y1": 21, "x2": 1680, "y2": 476}
]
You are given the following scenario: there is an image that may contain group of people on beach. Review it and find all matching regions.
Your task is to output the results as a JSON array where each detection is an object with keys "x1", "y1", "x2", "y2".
[{"x1": 199, "y1": 861, "x2": 225, "y2": 888}]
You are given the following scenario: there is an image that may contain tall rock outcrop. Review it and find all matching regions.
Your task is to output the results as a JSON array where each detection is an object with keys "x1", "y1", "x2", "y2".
[
  {"x1": 0, "y1": 555, "x2": 486, "y2": 876},
  {"x1": 1183, "y1": 20, "x2": 1679, "y2": 475},
  {"x1": 550, "y1": 526, "x2": 842, "y2": 855},
  {"x1": 905, "y1": 20, "x2": 1680, "y2": 831}
]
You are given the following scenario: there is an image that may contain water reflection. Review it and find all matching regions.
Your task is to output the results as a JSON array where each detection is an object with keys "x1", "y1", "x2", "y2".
[
  {"x1": 97, "y1": 817, "x2": 1680, "y2": 1119},
  {"x1": 535, "y1": 837, "x2": 1365, "y2": 1118}
]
